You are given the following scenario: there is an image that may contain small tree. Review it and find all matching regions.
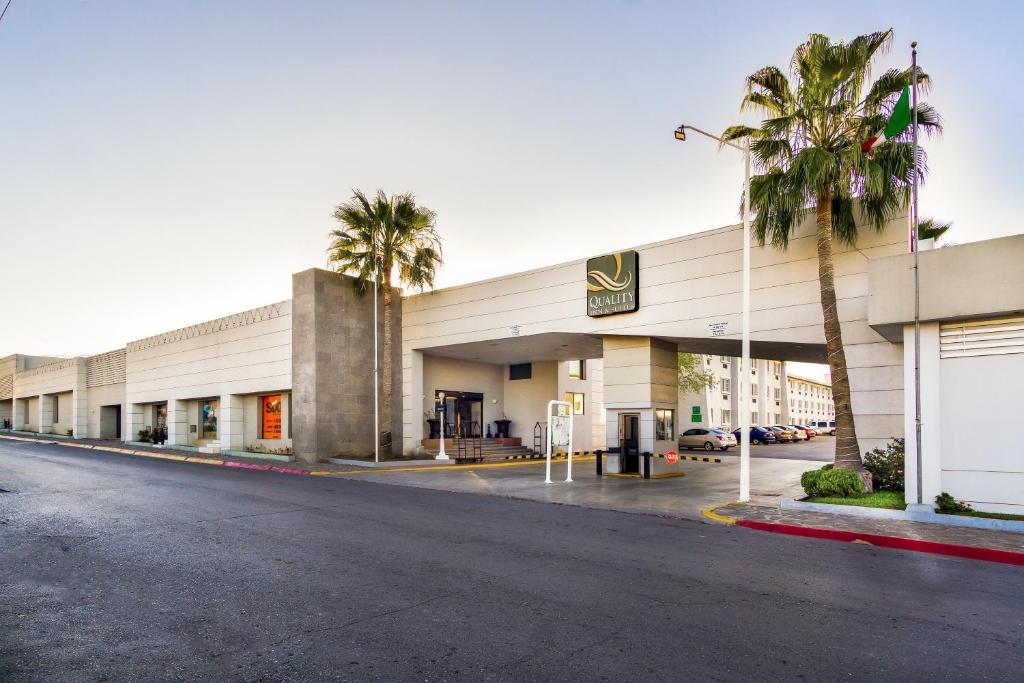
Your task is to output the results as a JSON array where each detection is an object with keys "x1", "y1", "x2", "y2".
[{"x1": 678, "y1": 352, "x2": 717, "y2": 393}]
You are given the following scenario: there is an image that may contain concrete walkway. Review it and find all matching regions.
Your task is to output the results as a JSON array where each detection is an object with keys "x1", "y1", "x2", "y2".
[
  {"x1": 328, "y1": 454, "x2": 813, "y2": 521},
  {"x1": 714, "y1": 501, "x2": 1024, "y2": 555}
]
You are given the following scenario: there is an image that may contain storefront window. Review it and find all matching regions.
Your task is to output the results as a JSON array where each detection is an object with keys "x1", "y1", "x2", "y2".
[
  {"x1": 201, "y1": 399, "x2": 219, "y2": 441},
  {"x1": 655, "y1": 409, "x2": 674, "y2": 440},
  {"x1": 261, "y1": 395, "x2": 282, "y2": 439},
  {"x1": 153, "y1": 403, "x2": 167, "y2": 430},
  {"x1": 567, "y1": 360, "x2": 585, "y2": 380}
]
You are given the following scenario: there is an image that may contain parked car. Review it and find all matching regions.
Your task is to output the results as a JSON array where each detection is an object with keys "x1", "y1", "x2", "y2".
[
  {"x1": 784, "y1": 425, "x2": 808, "y2": 441},
  {"x1": 679, "y1": 428, "x2": 736, "y2": 451},
  {"x1": 793, "y1": 424, "x2": 816, "y2": 439},
  {"x1": 811, "y1": 420, "x2": 836, "y2": 435},
  {"x1": 732, "y1": 426, "x2": 777, "y2": 445},
  {"x1": 769, "y1": 426, "x2": 794, "y2": 443}
]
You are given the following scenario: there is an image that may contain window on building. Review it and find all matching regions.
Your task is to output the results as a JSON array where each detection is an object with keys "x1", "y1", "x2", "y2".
[
  {"x1": 655, "y1": 409, "x2": 675, "y2": 441},
  {"x1": 774, "y1": 387, "x2": 781, "y2": 401},
  {"x1": 567, "y1": 360, "x2": 586, "y2": 380},
  {"x1": 509, "y1": 363, "x2": 532, "y2": 380},
  {"x1": 200, "y1": 399, "x2": 219, "y2": 440},
  {"x1": 722, "y1": 409, "x2": 731, "y2": 427},
  {"x1": 564, "y1": 392, "x2": 585, "y2": 415},
  {"x1": 752, "y1": 383, "x2": 758, "y2": 402},
  {"x1": 260, "y1": 395, "x2": 283, "y2": 439},
  {"x1": 722, "y1": 358, "x2": 729, "y2": 368},
  {"x1": 752, "y1": 412, "x2": 759, "y2": 425},
  {"x1": 722, "y1": 378, "x2": 731, "y2": 394}
]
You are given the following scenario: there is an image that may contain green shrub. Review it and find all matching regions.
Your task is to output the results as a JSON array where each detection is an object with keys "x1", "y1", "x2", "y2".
[
  {"x1": 863, "y1": 438, "x2": 905, "y2": 492},
  {"x1": 801, "y1": 465, "x2": 865, "y2": 498},
  {"x1": 935, "y1": 492, "x2": 973, "y2": 514}
]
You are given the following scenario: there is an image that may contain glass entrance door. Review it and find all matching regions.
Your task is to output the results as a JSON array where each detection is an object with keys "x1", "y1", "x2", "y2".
[
  {"x1": 619, "y1": 413, "x2": 640, "y2": 474},
  {"x1": 435, "y1": 390, "x2": 484, "y2": 438}
]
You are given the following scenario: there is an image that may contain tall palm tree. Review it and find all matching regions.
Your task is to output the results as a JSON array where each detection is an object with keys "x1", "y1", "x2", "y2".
[
  {"x1": 327, "y1": 189, "x2": 442, "y2": 453},
  {"x1": 918, "y1": 217, "x2": 951, "y2": 243},
  {"x1": 722, "y1": 30, "x2": 940, "y2": 474}
]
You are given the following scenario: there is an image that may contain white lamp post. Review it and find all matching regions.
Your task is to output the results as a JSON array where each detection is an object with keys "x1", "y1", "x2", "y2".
[
  {"x1": 436, "y1": 392, "x2": 449, "y2": 460},
  {"x1": 674, "y1": 124, "x2": 752, "y2": 502}
]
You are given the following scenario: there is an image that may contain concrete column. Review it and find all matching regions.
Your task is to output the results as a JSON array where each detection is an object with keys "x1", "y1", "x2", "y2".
[
  {"x1": 38, "y1": 394, "x2": 54, "y2": 434},
  {"x1": 220, "y1": 394, "x2": 244, "y2": 452},
  {"x1": 403, "y1": 350, "x2": 424, "y2": 455},
  {"x1": 126, "y1": 403, "x2": 145, "y2": 443},
  {"x1": 780, "y1": 361, "x2": 791, "y2": 424},
  {"x1": 0, "y1": 399, "x2": 11, "y2": 429},
  {"x1": 71, "y1": 389, "x2": 88, "y2": 439},
  {"x1": 14, "y1": 398, "x2": 27, "y2": 430},
  {"x1": 167, "y1": 399, "x2": 189, "y2": 446},
  {"x1": 903, "y1": 323, "x2": 942, "y2": 510}
]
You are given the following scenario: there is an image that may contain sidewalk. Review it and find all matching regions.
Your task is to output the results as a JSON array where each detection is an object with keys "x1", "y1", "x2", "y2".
[{"x1": 710, "y1": 501, "x2": 1024, "y2": 565}]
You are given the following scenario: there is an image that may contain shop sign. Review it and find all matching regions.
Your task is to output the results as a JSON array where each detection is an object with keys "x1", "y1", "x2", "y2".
[
  {"x1": 261, "y1": 395, "x2": 282, "y2": 439},
  {"x1": 586, "y1": 250, "x2": 639, "y2": 317}
]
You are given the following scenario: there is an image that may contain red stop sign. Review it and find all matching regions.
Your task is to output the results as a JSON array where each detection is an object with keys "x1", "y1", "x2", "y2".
[{"x1": 665, "y1": 450, "x2": 679, "y2": 464}]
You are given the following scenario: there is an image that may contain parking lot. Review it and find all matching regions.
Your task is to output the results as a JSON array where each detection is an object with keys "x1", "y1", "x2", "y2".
[{"x1": 720, "y1": 435, "x2": 834, "y2": 462}]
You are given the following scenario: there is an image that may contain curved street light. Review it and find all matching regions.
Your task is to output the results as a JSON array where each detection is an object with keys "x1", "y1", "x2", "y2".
[{"x1": 674, "y1": 124, "x2": 752, "y2": 502}]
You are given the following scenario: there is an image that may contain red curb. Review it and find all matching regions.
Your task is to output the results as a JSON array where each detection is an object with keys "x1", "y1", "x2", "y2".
[
  {"x1": 269, "y1": 465, "x2": 310, "y2": 476},
  {"x1": 735, "y1": 520, "x2": 1024, "y2": 567},
  {"x1": 222, "y1": 461, "x2": 273, "y2": 472}
]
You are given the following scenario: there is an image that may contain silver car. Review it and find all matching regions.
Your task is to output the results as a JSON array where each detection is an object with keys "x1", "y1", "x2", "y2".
[{"x1": 679, "y1": 428, "x2": 737, "y2": 452}]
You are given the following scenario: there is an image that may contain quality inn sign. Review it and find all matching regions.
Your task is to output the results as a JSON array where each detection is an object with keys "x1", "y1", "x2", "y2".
[{"x1": 586, "y1": 250, "x2": 639, "y2": 317}]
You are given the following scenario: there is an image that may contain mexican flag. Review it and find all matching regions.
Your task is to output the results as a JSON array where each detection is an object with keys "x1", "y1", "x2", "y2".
[{"x1": 862, "y1": 85, "x2": 912, "y2": 153}]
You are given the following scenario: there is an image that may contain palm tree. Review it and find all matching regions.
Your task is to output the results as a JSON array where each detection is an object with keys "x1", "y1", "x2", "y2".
[
  {"x1": 722, "y1": 30, "x2": 940, "y2": 475},
  {"x1": 327, "y1": 189, "x2": 443, "y2": 453},
  {"x1": 918, "y1": 217, "x2": 951, "y2": 244}
]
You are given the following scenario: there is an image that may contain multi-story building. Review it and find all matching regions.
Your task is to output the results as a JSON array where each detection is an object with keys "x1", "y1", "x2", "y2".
[
  {"x1": 786, "y1": 373, "x2": 835, "y2": 426},
  {"x1": 678, "y1": 356, "x2": 788, "y2": 430}
]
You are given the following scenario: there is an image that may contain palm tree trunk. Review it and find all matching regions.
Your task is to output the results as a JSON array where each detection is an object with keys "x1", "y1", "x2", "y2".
[
  {"x1": 815, "y1": 192, "x2": 862, "y2": 472},
  {"x1": 380, "y1": 273, "x2": 393, "y2": 452}
]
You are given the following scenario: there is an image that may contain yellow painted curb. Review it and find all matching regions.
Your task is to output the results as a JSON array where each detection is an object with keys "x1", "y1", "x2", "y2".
[
  {"x1": 650, "y1": 472, "x2": 686, "y2": 480},
  {"x1": 185, "y1": 456, "x2": 225, "y2": 466},
  {"x1": 701, "y1": 501, "x2": 739, "y2": 525}
]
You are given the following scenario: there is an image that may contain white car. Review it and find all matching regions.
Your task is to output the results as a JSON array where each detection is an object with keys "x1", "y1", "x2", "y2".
[
  {"x1": 679, "y1": 428, "x2": 737, "y2": 452},
  {"x1": 812, "y1": 420, "x2": 836, "y2": 436}
]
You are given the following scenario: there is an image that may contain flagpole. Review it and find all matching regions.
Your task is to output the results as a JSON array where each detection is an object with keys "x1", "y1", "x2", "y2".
[
  {"x1": 373, "y1": 242, "x2": 380, "y2": 464},
  {"x1": 911, "y1": 41, "x2": 923, "y2": 506}
]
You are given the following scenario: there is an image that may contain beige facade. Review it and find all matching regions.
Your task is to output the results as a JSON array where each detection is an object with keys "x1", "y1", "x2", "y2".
[
  {"x1": 787, "y1": 374, "x2": 835, "y2": 427},
  {"x1": 401, "y1": 208, "x2": 909, "y2": 458}
]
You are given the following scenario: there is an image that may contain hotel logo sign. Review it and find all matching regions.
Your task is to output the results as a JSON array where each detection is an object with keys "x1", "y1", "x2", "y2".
[{"x1": 586, "y1": 250, "x2": 639, "y2": 317}]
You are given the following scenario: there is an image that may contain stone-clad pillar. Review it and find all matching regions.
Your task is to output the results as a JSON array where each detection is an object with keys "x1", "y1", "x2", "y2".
[
  {"x1": 220, "y1": 394, "x2": 244, "y2": 452},
  {"x1": 38, "y1": 394, "x2": 54, "y2": 434},
  {"x1": 167, "y1": 399, "x2": 189, "y2": 446},
  {"x1": 125, "y1": 403, "x2": 145, "y2": 443}
]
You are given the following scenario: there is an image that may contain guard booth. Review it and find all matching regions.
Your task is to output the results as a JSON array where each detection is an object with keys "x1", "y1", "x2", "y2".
[{"x1": 600, "y1": 411, "x2": 685, "y2": 479}]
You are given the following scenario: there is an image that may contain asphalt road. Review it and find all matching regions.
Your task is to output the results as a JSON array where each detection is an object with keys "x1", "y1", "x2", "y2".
[{"x1": 1, "y1": 440, "x2": 1022, "y2": 682}]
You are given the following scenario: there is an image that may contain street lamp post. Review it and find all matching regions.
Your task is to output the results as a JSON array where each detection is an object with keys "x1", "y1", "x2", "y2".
[
  {"x1": 674, "y1": 124, "x2": 752, "y2": 502},
  {"x1": 436, "y1": 392, "x2": 449, "y2": 460}
]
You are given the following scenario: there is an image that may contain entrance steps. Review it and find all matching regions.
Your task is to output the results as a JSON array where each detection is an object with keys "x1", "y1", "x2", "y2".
[{"x1": 422, "y1": 439, "x2": 537, "y2": 461}]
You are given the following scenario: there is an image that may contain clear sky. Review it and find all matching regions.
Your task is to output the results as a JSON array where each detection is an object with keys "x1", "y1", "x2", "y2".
[{"x1": 1, "y1": 1, "x2": 1020, "y2": 377}]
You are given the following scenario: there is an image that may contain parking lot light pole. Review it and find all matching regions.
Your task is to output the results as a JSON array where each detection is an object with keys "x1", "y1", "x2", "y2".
[{"x1": 674, "y1": 124, "x2": 752, "y2": 502}]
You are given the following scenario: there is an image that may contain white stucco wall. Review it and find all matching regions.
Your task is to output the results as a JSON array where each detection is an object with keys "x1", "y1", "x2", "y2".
[
  {"x1": 503, "y1": 361, "x2": 558, "y2": 443},
  {"x1": 87, "y1": 384, "x2": 127, "y2": 439},
  {"x1": 937, "y1": 338, "x2": 1023, "y2": 514},
  {"x1": 126, "y1": 301, "x2": 292, "y2": 404}
]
